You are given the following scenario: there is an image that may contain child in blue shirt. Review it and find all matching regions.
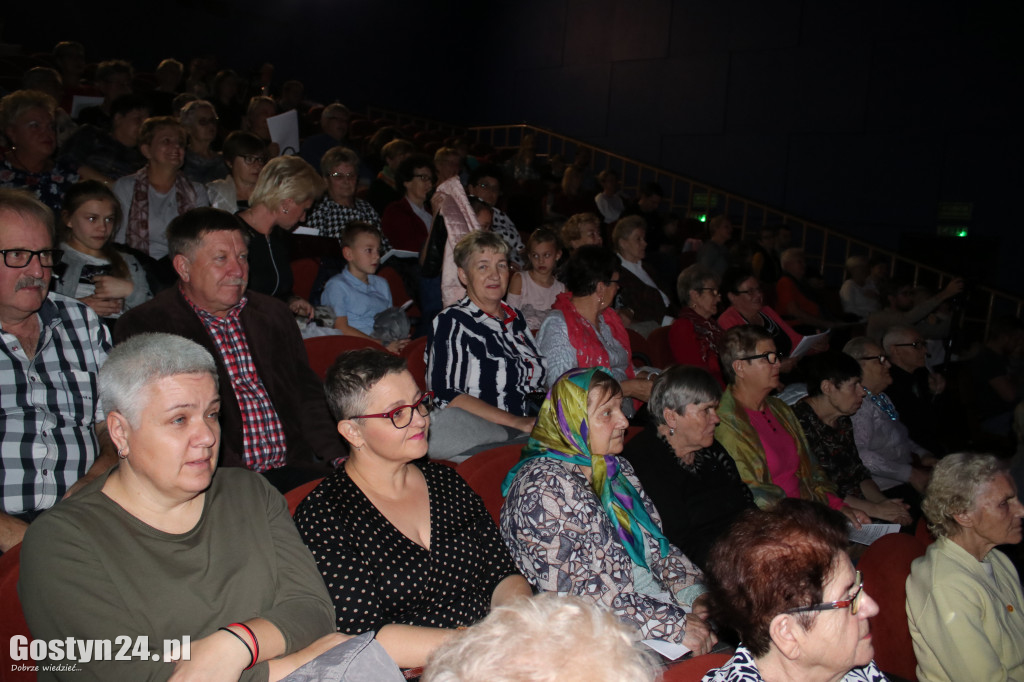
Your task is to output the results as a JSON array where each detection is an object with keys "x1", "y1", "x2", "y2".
[{"x1": 322, "y1": 222, "x2": 409, "y2": 352}]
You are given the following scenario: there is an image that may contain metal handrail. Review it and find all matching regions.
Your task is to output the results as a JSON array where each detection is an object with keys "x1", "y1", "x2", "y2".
[{"x1": 362, "y1": 113, "x2": 1021, "y2": 338}]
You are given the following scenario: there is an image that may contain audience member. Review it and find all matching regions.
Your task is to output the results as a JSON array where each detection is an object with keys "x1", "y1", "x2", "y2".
[
  {"x1": 696, "y1": 215, "x2": 733, "y2": 279},
  {"x1": 621, "y1": 182, "x2": 666, "y2": 247},
  {"x1": 537, "y1": 245, "x2": 654, "y2": 415},
  {"x1": 299, "y1": 103, "x2": 351, "y2": 169},
  {"x1": 907, "y1": 453, "x2": 1024, "y2": 681},
  {"x1": 422, "y1": 594, "x2": 661, "y2": 682},
  {"x1": 506, "y1": 133, "x2": 540, "y2": 184},
  {"x1": 236, "y1": 156, "x2": 323, "y2": 316},
  {"x1": 613, "y1": 214, "x2": 675, "y2": 333},
  {"x1": 381, "y1": 153, "x2": 434, "y2": 252},
  {"x1": 428, "y1": 231, "x2": 544, "y2": 434},
  {"x1": 506, "y1": 227, "x2": 565, "y2": 330},
  {"x1": 775, "y1": 248, "x2": 836, "y2": 331},
  {"x1": 242, "y1": 95, "x2": 279, "y2": 156},
  {"x1": 501, "y1": 368, "x2": 717, "y2": 653},
  {"x1": 865, "y1": 276, "x2": 963, "y2": 343},
  {"x1": 466, "y1": 164, "x2": 525, "y2": 268},
  {"x1": 715, "y1": 325, "x2": 868, "y2": 526},
  {"x1": 76, "y1": 60, "x2": 133, "y2": 128},
  {"x1": 749, "y1": 225, "x2": 781, "y2": 286},
  {"x1": 622, "y1": 365, "x2": 754, "y2": 569},
  {"x1": 881, "y1": 325, "x2": 948, "y2": 454},
  {"x1": 367, "y1": 138, "x2": 413, "y2": 214},
  {"x1": 146, "y1": 58, "x2": 184, "y2": 116},
  {"x1": 550, "y1": 163, "x2": 596, "y2": 217},
  {"x1": 206, "y1": 131, "x2": 267, "y2": 213},
  {"x1": 306, "y1": 145, "x2": 385, "y2": 244},
  {"x1": 669, "y1": 264, "x2": 725, "y2": 383},
  {"x1": 558, "y1": 211, "x2": 602, "y2": 254},
  {"x1": 842, "y1": 336, "x2": 934, "y2": 512},
  {"x1": 0, "y1": 90, "x2": 80, "y2": 214},
  {"x1": 210, "y1": 69, "x2": 244, "y2": 138},
  {"x1": 594, "y1": 169, "x2": 624, "y2": 224},
  {"x1": 55, "y1": 181, "x2": 152, "y2": 320},
  {"x1": 970, "y1": 315, "x2": 1024, "y2": 437},
  {"x1": 838, "y1": 255, "x2": 880, "y2": 321},
  {"x1": 21, "y1": 68, "x2": 77, "y2": 147},
  {"x1": 433, "y1": 146, "x2": 461, "y2": 184},
  {"x1": 0, "y1": 189, "x2": 114, "y2": 552},
  {"x1": 52, "y1": 41, "x2": 92, "y2": 112},
  {"x1": 114, "y1": 207, "x2": 341, "y2": 491},
  {"x1": 718, "y1": 267, "x2": 803, "y2": 373},
  {"x1": 19, "y1": 333, "x2": 346, "y2": 679},
  {"x1": 294, "y1": 349, "x2": 532, "y2": 669},
  {"x1": 322, "y1": 222, "x2": 407, "y2": 351},
  {"x1": 179, "y1": 99, "x2": 227, "y2": 184},
  {"x1": 703, "y1": 499, "x2": 887, "y2": 682},
  {"x1": 792, "y1": 352, "x2": 913, "y2": 525},
  {"x1": 59, "y1": 93, "x2": 149, "y2": 183},
  {"x1": 112, "y1": 116, "x2": 210, "y2": 275}
]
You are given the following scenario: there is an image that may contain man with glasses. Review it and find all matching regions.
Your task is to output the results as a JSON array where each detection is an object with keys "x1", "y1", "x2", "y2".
[
  {"x1": 0, "y1": 189, "x2": 115, "y2": 552},
  {"x1": 114, "y1": 208, "x2": 340, "y2": 493},
  {"x1": 883, "y1": 325, "x2": 949, "y2": 454}
]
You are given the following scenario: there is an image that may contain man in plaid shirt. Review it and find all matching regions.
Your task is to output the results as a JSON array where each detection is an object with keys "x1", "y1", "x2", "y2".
[
  {"x1": 115, "y1": 208, "x2": 341, "y2": 492},
  {"x1": 1, "y1": 190, "x2": 115, "y2": 552}
]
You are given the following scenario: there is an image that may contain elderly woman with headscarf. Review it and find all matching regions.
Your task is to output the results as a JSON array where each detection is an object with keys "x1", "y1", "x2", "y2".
[
  {"x1": 501, "y1": 368, "x2": 717, "y2": 654},
  {"x1": 669, "y1": 263, "x2": 725, "y2": 384},
  {"x1": 621, "y1": 365, "x2": 754, "y2": 570},
  {"x1": 19, "y1": 333, "x2": 350, "y2": 680},
  {"x1": 702, "y1": 498, "x2": 886, "y2": 682},
  {"x1": 715, "y1": 325, "x2": 869, "y2": 527},
  {"x1": 907, "y1": 453, "x2": 1024, "y2": 682}
]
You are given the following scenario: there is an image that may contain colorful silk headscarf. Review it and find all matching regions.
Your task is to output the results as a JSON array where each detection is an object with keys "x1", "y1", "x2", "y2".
[{"x1": 501, "y1": 367, "x2": 671, "y2": 569}]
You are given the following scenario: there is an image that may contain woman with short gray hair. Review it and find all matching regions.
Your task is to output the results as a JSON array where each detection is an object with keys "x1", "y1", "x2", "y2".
[
  {"x1": 669, "y1": 263, "x2": 725, "y2": 384},
  {"x1": 907, "y1": 452, "x2": 1024, "y2": 681},
  {"x1": 621, "y1": 364, "x2": 754, "y2": 569}
]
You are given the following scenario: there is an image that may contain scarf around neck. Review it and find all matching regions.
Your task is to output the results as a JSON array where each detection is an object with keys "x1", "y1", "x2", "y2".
[
  {"x1": 126, "y1": 166, "x2": 198, "y2": 252},
  {"x1": 502, "y1": 367, "x2": 669, "y2": 569},
  {"x1": 677, "y1": 305, "x2": 723, "y2": 364},
  {"x1": 551, "y1": 292, "x2": 635, "y2": 379}
]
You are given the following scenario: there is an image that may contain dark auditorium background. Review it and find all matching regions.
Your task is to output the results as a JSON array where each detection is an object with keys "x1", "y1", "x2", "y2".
[{"x1": 7, "y1": 0, "x2": 1022, "y2": 294}]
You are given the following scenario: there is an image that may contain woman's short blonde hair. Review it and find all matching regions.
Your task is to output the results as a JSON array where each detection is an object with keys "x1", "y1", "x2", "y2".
[
  {"x1": 320, "y1": 146, "x2": 360, "y2": 177},
  {"x1": 922, "y1": 452, "x2": 1006, "y2": 538},
  {"x1": 454, "y1": 230, "x2": 509, "y2": 271},
  {"x1": 0, "y1": 90, "x2": 56, "y2": 132},
  {"x1": 138, "y1": 116, "x2": 186, "y2": 148},
  {"x1": 423, "y1": 594, "x2": 659, "y2": 682},
  {"x1": 248, "y1": 156, "x2": 326, "y2": 211},
  {"x1": 561, "y1": 212, "x2": 600, "y2": 245}
]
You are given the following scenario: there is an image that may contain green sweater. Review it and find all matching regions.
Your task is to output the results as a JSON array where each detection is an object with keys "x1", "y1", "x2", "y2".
[{"x1": 19, "y1": 467, "x2": 335, "y2": 681}]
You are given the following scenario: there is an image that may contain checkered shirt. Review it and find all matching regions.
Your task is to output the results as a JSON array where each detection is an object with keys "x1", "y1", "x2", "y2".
[
  {"x1": 306, "y1": 197, "x2": 391, "y2": 251},
  {"x1": 1, "y1": 294, "x2": 111, "y2": 515},
  {"x1": 187, "y1": 293, "x2": 288, "y2": 472}
]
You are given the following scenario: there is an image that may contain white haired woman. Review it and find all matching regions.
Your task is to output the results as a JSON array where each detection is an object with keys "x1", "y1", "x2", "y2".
[
  {"x1": 20, "y1": 333, "x2": 347, "y2": 680},
  {"x1": 238, "y1": 155, "x2": 326, "y2": 317},
  {"x1": 907, "y1": 453, "x2": 1024, "y2": 681},
  {"x1": 423, "y1": 594, "x2": 660, "y2": 682},
  {"x1": 180, "y1": 99, "x2": 228, "y2": 185}
]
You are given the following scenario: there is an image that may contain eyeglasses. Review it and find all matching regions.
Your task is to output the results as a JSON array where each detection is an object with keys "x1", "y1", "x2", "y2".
[
  {"x1": 352, "y1": 392, "x2": 434, "y2": 429},
  {"x1": 329, "y1": 171, "x2": 357, "y2": 180},
  {"x1": 694, "y1": 287, "x2": 719, "y2": 296},
  {"x1": 1, "y1": 249, "x2": 64, "y2": 268},
  {"x1": 892, "y1": 341, "x2": 926, "y2": 350},
  {"x1": 786, "y1": 571, "x2": 864, "y2": 616},
  {"x1": 241, "y1": 154, "x2": 268, "y2": 166},
  {"x1": 858, "y1": 354, "x2": 889, "y2": 365},
  {"x1": 738, "y1": 351, "x2": 784, "y2": 365},
  {"x1": 413, "y1": 173, "x2": 434, "y2": 183},
  {"x1": 735, "y1": 286, "x2": 762, "y2": 296}
]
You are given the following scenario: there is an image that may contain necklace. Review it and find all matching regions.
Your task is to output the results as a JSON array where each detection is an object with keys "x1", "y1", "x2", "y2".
[{"x1": 864, "y1": 387, "x2": 898, "y2": 421}]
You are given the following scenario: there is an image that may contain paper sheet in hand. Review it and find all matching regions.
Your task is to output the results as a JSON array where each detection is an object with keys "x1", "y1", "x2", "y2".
[
  {"x1": 642, "y1": 639, "x2": 692, "y2": 661},
  {"x1": 790, "y1": 331, "x2": 829, "y2": 359},
  {"x1": 380, "y1": 249, "x2": 418, "y2": 264},
  {"x1": 849, "y1": 523, "x2": 899, "y2": 545},
  {"x1": 267, "y1": 110, "x2": 300, "y2": 157}
]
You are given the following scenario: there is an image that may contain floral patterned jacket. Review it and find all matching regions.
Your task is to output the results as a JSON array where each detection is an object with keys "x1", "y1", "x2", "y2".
[{"x1": 500, "y1": 456, "x2": 707, "y2": 644}]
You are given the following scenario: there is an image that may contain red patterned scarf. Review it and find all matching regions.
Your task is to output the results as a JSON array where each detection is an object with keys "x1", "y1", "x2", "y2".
[
  {"x1": 552, "y1": 292, "x2": 635, "y2": 379},
  {"x1": 126, "y1": 167, "x2": 198, "y2": 252}
]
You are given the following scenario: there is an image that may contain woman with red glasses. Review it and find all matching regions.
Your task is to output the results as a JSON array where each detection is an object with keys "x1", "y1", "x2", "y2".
[{"x1": 293, "y1": 349, "x2": 532, "y2": 672}]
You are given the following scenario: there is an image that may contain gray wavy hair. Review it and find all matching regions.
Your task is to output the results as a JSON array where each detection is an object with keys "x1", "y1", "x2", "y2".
[
  {"x1": 922, "y1": 452, "x2": 1006, "y2": 538},
  {"x1": 648, "y1": 365, "x2": 722, "y2": 426}
]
